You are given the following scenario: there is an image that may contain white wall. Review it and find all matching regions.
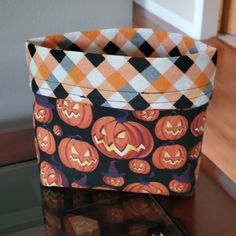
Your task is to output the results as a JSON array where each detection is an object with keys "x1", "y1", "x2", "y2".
[
  {"x1": 135, "y1": 0, "x2": 220, "y2": 40},
  {"x1": 153, "y1": 0, "x2": 196, "y2": 23},
  {"x1": 0, "y1": 0, "x2": 132, "y2": 133}
]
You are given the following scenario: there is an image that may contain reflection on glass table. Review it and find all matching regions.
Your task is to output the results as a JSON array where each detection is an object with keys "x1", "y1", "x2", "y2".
[{"x1": 0, "y1": 161, "x2": 184, "y2": 236}]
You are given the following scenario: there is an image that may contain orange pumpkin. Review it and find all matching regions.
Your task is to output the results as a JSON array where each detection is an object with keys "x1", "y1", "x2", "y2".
[
  {"x1": 189, "y1": 141, "x2": 202, "y2": 159},
  {"x1": 129, "y1": 159, "x2": 150, "y2": 174},
  {"x1": 152, "y1": 144, "x2": 187, "y2": 169},
  {"x1": 36, "y1": 127, "x2": 56, "y2": 154},
  {"x1": 123, "y1": 181, "x2": 169, "y2": 195},
  {"x1": 155, "y1": 115, "x2": 188, "y2": 140},
  {"x1": 133, "y1": 109, "x2": 159, "y2": 121},
  {"x1": 191, "y1": 112, "x2": 207, "y2": 136},
  {"x1": 102, "y1": 161, "x2": 125, "y2": 187},
  {"x1": 59, "y1": 137, "x2": 99, "y2": 172},
  {"x1": 34, "y1": 101, "x2": 53, "y2": 123},
  {"x1": 169, "y1": 179, "x2": 191, "y2": 193},
  {"x1": 56, "y1": 99, "x2": 92, "y2": 128},
  {"x1": 53, "y1": 124, "x2": 63, "y2": 136},
  {"x1": 92, "y1": 116, "x2": 154, "y2": 159},
  {"x1": 103, "y1": 176, "x2": 125, "y2": 187},
  {"x1": 40, "y1": 161, "x2": 68, "y2": 187}
]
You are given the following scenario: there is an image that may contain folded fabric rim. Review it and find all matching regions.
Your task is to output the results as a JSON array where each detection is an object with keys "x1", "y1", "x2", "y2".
[{"x1": 26, "y1": 28, "x2": 217, "y2": 110}]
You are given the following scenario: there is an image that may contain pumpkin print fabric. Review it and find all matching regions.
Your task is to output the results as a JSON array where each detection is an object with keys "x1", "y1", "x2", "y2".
[
  {"x1": 26, "y1": 28, "x2": 217, "y2": 197},
  {"x1": 33, "y1": 94, "x2": 207, "y2": 197}
]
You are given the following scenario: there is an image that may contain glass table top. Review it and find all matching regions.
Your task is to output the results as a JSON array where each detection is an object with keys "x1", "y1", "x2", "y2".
[{"x1": 0, "y1": 161, "x2": 184, "y2": 236}]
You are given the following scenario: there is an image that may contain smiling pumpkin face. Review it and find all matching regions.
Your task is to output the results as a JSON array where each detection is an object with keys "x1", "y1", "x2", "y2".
[
  {"x1": 155, "y1": 115, "x2": 188, "y2": 140},
  {"x1": 56, "y1": 99, "x2": 92, "y2": 128},
  {"x1": 152, "y1": 144, "x2": 187, "y2": 170},
  {"x1": 34, "y1": 101, "x2": 53, "y2": 123},
  {"x1": 103, "y1": 176, "x2": 125, "y2": 187},
  {"x1": 40, "y1": 161, "x2": 68, "y2": 187},
  {"x1": 59, "y1": 138, "x2": 99, "y2": 172},
  {"x1": 133, "y1": 109, "x2": 159, "y2": 121},
  {"x1": 92, "y1": 116, "x2": 153, "y2": 159},
  {"x1": 189, "y1": 141, "x2": 202, "y2": 159},
  {"x1": 169, "y1": 179, "x2": 191, "y2": 193},
  {"x1": 36, "y1": 127, "x2": 56, "y2": 154},
  {"x1": 191, "y1": 112, "x2": 207, "y2": 136},
  {"x1": 129, "y1": 159, "x2": 151, "y2": 174}
]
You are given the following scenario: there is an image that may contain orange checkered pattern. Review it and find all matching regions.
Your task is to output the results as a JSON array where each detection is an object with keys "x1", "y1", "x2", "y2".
[{"x1": 26, "y1": 28, "x2": 217, "y2": 110}]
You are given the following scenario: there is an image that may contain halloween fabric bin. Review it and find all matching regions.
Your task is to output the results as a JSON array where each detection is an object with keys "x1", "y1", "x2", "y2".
[{"x1": 25, "y1": 28, "x2": 217, "y2": 197}]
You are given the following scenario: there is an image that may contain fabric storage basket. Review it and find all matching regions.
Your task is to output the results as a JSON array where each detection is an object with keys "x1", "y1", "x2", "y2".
[{"x1": 26, "y1": 28, "x2": 217, "y2": 197}]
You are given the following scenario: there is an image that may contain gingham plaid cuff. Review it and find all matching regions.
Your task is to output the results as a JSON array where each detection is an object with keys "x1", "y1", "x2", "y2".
[{"x1": 25, "y1": 28, "x2": 217, "y2": 110}]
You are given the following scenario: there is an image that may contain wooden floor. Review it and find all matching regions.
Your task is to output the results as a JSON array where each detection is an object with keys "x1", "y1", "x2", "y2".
[{"x1": 133, "y1": 4, "x2": 236, "y2": 182}]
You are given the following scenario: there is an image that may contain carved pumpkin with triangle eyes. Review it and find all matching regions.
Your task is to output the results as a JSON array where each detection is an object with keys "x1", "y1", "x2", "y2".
[
  {"x1": 152, "y1": 144, "x2": 187, "y2": 169},
  {"x1": 133, "y1": 109, "x2": 159, "y2": 121},
  {"x1": 129, "y1": 159, "x2": 151, "y2": 174},
  {"x1": 123, "y1": 181, "x2": 169, "y2": 195},
  {"x1": 36, "y1": 127, "x2": 56, "y2": 154},
  {"x1": 191, "y1": 112, "x2": 206, "y2": 136},
  {"x1": 169, "y1": 179, "x2": 191, "y2": 193},
  {"x1": 155, "y1": 115, "x2": 188, "y2": 140},
  {"x1": 59, "y1": 138, "x2": 99, "y2": 172},
  {"x1": 92, "y1": 116, "x2": 154, "y2": 159},
  {"x1": 189, "y1": 141, "x2": 202, "y2": 159},
  {"x1": 34, "y1": 101, "x2": 53, "y2": 123},
  {"x1": 40, "y1": 161, "x2": 68, "y2": 187},
  {"x1": 56, "y1": 99, "x2": 92, "y2": 128}
]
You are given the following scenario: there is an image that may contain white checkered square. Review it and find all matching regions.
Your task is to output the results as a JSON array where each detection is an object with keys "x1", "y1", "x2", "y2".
[
  {"x1": 129, "y1": 74, "x2": 150, "y2": 92},
  {"x1": 151, "y1": 58, "x2": 173, "y2": 74},
  {"x1": 87, "y1": 68, "x2": 106, "y2": 87},
  {"x1": 105, "y1": 55, "x2": 127, "y2": 70},
  {"x1": 52, "y1": 64, "x2": 68, "y2": 82},
  {"x1": 29, "y1": 59, "x2": 38, "y2": 77},
  {"x1": 174, "y1": 74, "x2": 193, "y2": 91},
  {"x1": 38, "y1": 47, "x2": 50, "y2": 60}
]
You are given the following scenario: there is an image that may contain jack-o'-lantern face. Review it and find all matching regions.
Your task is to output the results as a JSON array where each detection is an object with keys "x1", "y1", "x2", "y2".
[
  {"x1": 56, "y1": 99, "x2": 92, "y2": 128},
  {"x1": 191, "y1": 112, "x2": 207, "y2": 136},
  {"x1": 155, "y1": 115, "x2": 188, "y2": 140},
  {"x1": 124, "y1": 182, "x2": 169, "y2": 195},
  {"x1": 189, "y1": 141, "x2": 202, "y2": 159},
  {"x1": 133, "y1": 109, "x2": 159, "y2": 121},
  {"x1": 36, "y1": 127, "x2": 56, "y2": 154},
  {"x1": 34, "y1": 102, "x2": 53, "y2": 123},
  {"x1": 59, "y1": 138, "x2": 99, "y2": 172},
  {"x1": 53, "y1": 125, "x2": 63, "y2": 136},
  {"x1": 129, "y1": 160, "x2": 150, "y2": 174},
  {"x1": 152, "y1": 144, "x2": 187, "y2": 169},
  {"x1": 103, "y1": 176, "x2": 125, "y2": 187},
  {"x1": 92, "y1": 116, "x2": 154, "y2": 159},
  {"x1": 40, "y1": 161, "x2": 68, "y2": 187},
  {"x1": 169, "y1": 179, "x2": 191, "y2": 193}
]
